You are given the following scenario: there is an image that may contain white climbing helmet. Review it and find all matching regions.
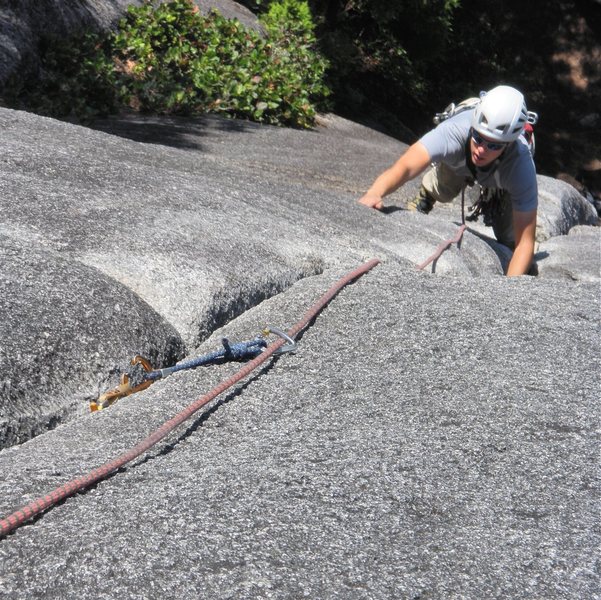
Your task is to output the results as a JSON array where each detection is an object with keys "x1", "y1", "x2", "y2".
[{"x1": 472, "y1": 85, "x2": 529, "y2": 143}]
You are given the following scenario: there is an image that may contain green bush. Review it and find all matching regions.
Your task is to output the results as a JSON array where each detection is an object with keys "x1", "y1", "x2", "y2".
[
  {"x1": 6, "y1": 0, "x2": 329, "y2": 128},
  {"x1": 257, "y1": 0, "x2": 330, "y2": 125}
]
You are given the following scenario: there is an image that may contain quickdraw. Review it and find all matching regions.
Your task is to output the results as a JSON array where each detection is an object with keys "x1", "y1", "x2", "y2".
[{"x1": 90, "y1": 327, "x2": 297, "y2": 412}]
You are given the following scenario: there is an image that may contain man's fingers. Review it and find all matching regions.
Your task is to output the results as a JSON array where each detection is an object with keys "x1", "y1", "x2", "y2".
[{"x1": 358, "y1": 194, "x2": 383, "y2": 210}]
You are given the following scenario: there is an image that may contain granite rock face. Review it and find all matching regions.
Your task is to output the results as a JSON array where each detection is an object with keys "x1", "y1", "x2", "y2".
[
  {"x1": 537, "y1": 225, "x2": 601, "y2": 282},
  {"x1": 1, "y1": 3, "x2": 598, "y2": 596},
  {"x1": 535, "y1": 175, "x2": 599, "y2": 241},
  {"x1": 0, "y1": 233, "x2": 184, "y2": 448},
  {"x1": 0, "y1": 107, "x2": 599, "y2": 598}
]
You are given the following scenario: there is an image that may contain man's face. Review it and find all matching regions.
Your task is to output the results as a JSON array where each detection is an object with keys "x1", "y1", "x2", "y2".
[{"x1": 470, "y1": 129, "x2": 507, "y2": 167}]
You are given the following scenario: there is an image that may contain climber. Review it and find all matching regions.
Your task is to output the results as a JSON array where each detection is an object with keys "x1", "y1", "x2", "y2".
[{"x1": 358, "y1": 85, "x2": 539, "y2": 276}]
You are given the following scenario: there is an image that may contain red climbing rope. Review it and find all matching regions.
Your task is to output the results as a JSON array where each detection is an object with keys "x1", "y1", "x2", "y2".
[
  {"x1": 416, "y1": 187, "x2": 469, "y2": 271},
  {"x1": 0, "y1": 258, "x2": 380, "y2": 537},
  {"x1": 416, "y1": 224, "x2": 467, "y2": 271}
]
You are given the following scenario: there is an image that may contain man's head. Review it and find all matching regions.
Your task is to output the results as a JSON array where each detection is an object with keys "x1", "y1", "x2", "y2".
[
  {"x1": 469, "y1": 85, "x2": 528, "y2": 167},
  {"x1": 472, "y1": 85, "x2": 528, "y2": 143}
]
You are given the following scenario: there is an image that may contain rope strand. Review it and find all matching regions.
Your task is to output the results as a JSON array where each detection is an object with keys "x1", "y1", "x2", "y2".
[{"x1": 416, "y1": 188, "x2": 467, "y2": 271}]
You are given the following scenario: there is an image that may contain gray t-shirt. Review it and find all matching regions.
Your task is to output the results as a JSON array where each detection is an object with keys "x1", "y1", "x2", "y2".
[{"x1": 419, "y1": 110, "x2": 538, "y2": 211}]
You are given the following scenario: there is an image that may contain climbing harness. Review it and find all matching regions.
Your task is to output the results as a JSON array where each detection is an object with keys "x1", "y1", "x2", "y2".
[
  {"x1": 0, "y1": 258, "x2": 380, "y2": 538},
  {"x1": 465, "y1": 186, "x2": 505, "y2": 226},
  {"x1": 90, "y1": 328, "x2": 296, "y2": 412}
]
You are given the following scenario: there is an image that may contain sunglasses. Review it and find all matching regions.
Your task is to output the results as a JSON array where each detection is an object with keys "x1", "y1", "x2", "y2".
[{"x1": 471, "y1": 129, "x2": 507, "y2": 151}]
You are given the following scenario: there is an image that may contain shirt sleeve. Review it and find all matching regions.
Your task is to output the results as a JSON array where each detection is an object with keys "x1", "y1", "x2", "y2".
[{"x1": 419, "y1": 111, "x2": 471, "y2": 163}]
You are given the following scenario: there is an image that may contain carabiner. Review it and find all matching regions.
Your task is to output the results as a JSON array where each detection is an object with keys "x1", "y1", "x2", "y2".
[
  {"x1": 90, "y1": 355, "x2": 154, "y2": 411},
  {"x1": 262, "y1": 326, "x2": 297, "y2": 355}
]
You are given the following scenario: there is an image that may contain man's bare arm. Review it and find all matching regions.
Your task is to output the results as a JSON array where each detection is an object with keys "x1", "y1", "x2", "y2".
[
  {"x1": 507, "y1": 209, "x2": 537, "y2": 276},
  {"x1": 358, "y1": 142, "x2": 431, "y2": 210}
]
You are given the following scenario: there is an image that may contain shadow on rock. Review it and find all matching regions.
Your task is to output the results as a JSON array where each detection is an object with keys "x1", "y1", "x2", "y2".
[{"x1": 90, "y1": 113, "x2": 259, "y2": 151}]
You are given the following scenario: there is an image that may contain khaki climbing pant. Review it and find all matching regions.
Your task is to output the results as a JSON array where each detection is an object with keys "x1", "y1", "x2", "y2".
[{"x1": 421, "y1": 163, "x2": 516, "y2": 249}]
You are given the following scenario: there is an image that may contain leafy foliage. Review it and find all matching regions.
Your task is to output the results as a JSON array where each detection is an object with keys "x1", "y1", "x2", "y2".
[
  {"x1": 6, "y1": 0, "x2": 329, "y2": 128},
  {"x1": 259, "y1": 0, "x2": 330, "y2": 124}
]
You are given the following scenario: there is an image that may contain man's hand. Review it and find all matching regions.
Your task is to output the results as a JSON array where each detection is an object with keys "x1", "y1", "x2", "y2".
[
  {"x1": 358, "y1": 193, "x2": 384, "y2": 210},
  {"x1": 356, "y1": 142, "x2": 431, "y2": 212}
]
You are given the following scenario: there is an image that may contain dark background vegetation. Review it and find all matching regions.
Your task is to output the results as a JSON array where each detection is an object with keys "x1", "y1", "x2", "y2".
[{"x1": 299, "y1": 0, "x2": 600, "y2": 189}]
